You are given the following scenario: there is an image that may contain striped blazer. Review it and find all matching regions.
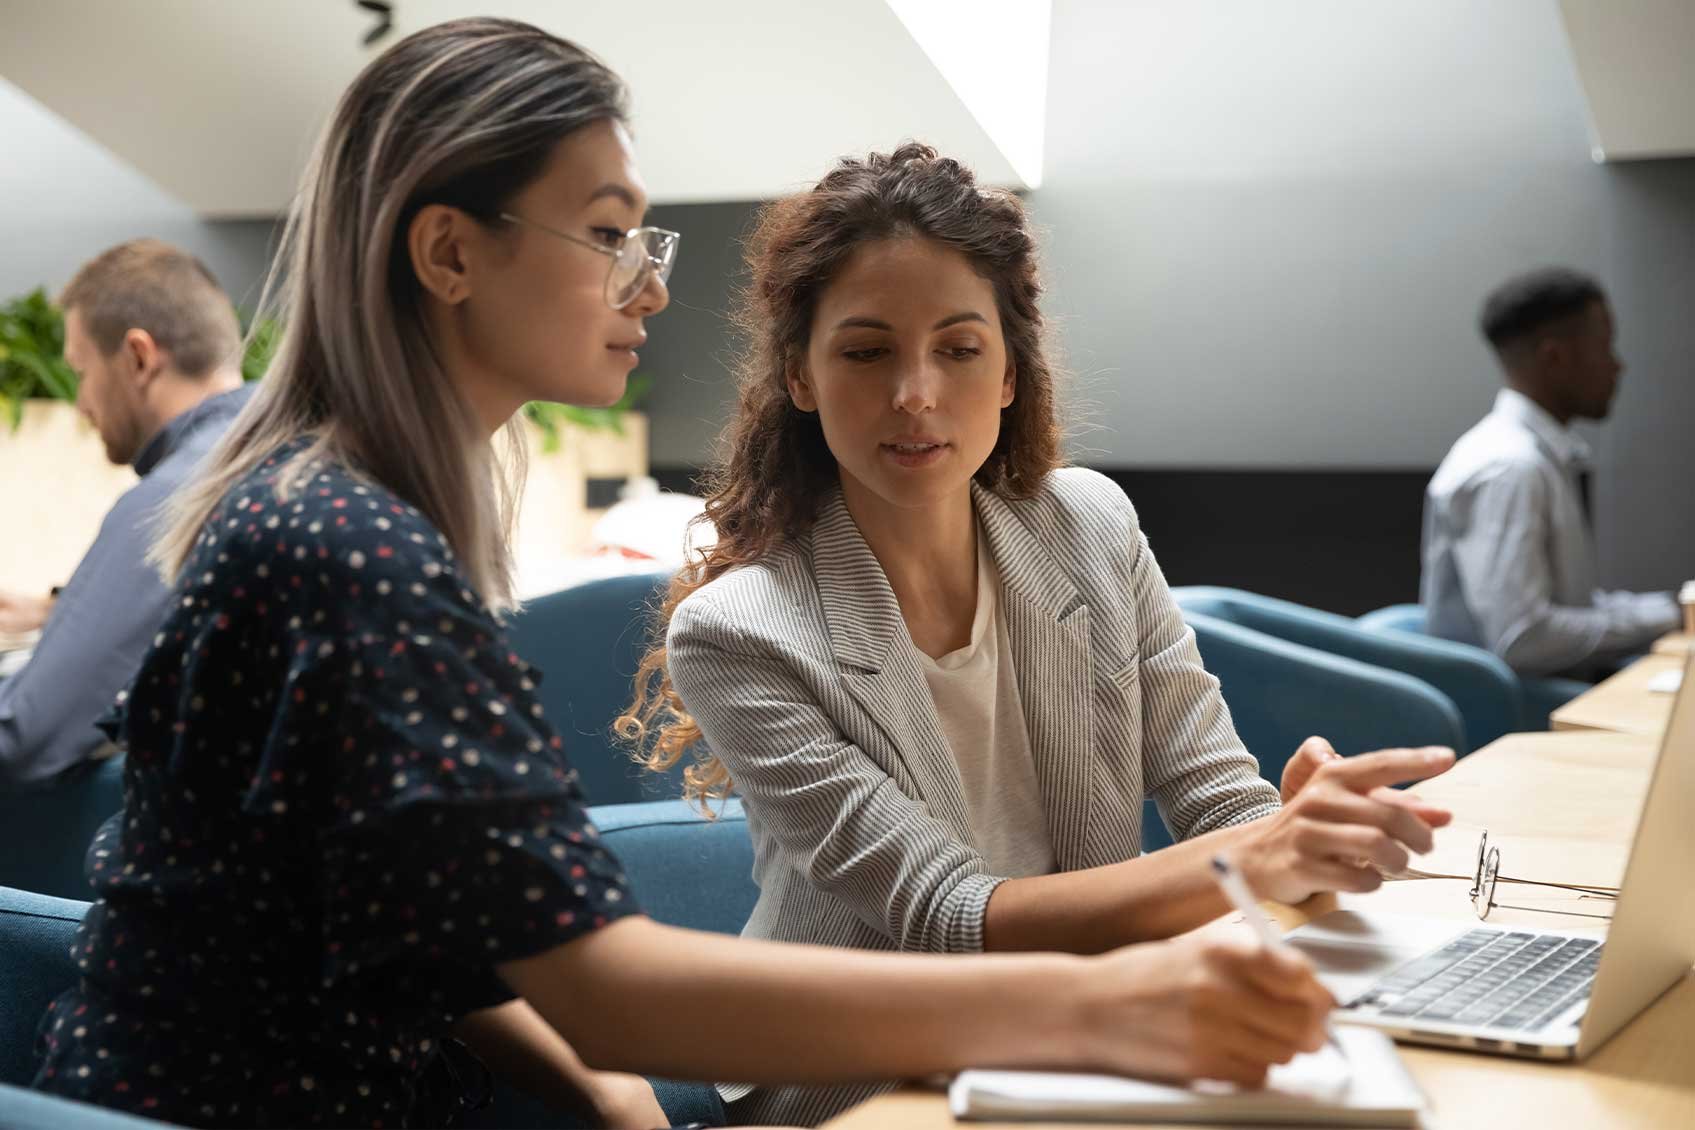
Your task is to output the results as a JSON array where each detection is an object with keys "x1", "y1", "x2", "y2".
[{"x1": 666, "y1": 467, "x2": 1280, "y2": 1126}]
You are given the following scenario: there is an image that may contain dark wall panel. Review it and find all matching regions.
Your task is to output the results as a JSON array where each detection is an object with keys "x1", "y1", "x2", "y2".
[
  {"x1": 1096, "y1": 469, "x2": 1429, "y2": 617},
  {"x1": 652, "y1": 465, "x2": 1433, "y2": 618}
]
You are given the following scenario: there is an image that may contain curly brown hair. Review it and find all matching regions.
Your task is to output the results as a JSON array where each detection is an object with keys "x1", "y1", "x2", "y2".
[{"x1": 617, "y1": 142, "x2": 1063, "y2": 805}]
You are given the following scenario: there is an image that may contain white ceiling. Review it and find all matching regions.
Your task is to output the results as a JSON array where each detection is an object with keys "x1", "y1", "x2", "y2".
[
  {"x1": 1560, "y1": 0, "x2": 1695, "y2": 160},
  {"x1": 0, "y1": 0, "x2": 1049, "y2": 217}
]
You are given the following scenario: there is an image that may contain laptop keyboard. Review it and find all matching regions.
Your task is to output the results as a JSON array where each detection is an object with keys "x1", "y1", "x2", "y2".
[{"x1": 1349, "y1": 928, "x2": 1603, "y2": 1033}]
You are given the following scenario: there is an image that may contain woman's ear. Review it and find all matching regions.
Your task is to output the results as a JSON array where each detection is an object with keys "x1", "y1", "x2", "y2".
[
  {"x1": 1001, "y1": 359, "x2": 1016, "y2": 408},
  {"x1": 408, "y1": 204, "x2": 474, "y2": 305},
  {"x1": 786, "y1": 358, "x2": 819, "y2": 412}
]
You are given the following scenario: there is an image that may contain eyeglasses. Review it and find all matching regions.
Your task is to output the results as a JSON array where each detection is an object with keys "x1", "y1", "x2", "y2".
[
  {"x1": 498, "y1": 212, "x2": 679, "y2": 310},
  {"x1": 1469, "y1": 830, "x2": 1617, "y2": 921}
]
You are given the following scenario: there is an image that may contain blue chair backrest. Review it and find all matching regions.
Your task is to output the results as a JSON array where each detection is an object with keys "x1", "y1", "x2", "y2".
[
  {"x1": 505, "y1": 572, "x2": 683, "y2": 806},
  {"x1": 1145, "y1": 612, "x2": 1465, "y2": 854},
  {"x1": 0, "y1": 886, "x2": 85, "y2": 1087},
  {"x1": 1174, "y1": 587, "x2": 1521, "y2": 751},
  {"x1": 3, "y1": 799, "x2": 756, "y2": 1127},
  {"x1": 467, "y1": 801, "x2": 755, "y2": 1126},
  {"x1": 0, "y1": 1083, "x2": 168, "y2": 1130},
  {"x1": 1356, "y1": 603, "x2": 1425, "y2": 636},
  {"x1": 588, "y1": 799, "x2": 758, "y2": 937},
  {"x1": 2, "y1": 888, "x2": 186, "y2": 1126},
  {"x1": 0, "y1": 757, "x2": 126, "y2": 901},
  {"x1": 1355, "y1": 604, "x2": 1589, "y2": 730},
  {"x1": 1184, "y1": 610, "x2": 1465, "y2": 777},
  {"x1": 0, "y1": 876, "x2": 733, "y2": 1130}
]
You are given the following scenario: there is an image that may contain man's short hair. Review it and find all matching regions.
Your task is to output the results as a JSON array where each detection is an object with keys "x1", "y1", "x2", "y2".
[
  {"x1": 59, "y1": 239, "x2": 241, "y2": 377},
  {"x1": 1479, "y1": 267, "x2": 1606, "y2": 353}
]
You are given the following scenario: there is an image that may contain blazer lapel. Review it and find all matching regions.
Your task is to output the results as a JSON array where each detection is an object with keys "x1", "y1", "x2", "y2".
[
  {"x1": 974, "y1": 483, "x2": 1098, "y2": 872},
  {"x1": 811, "y1": 490, "x2": 976, "y2": 840}
]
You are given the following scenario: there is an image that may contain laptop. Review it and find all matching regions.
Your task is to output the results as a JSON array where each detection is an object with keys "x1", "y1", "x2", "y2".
[{"x1": 1285, "y1": 656, "x2": 1695, "y2": 1060}]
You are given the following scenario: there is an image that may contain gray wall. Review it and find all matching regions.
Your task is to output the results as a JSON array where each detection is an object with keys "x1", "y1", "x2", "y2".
[
  {"x1": 639, "y1": 200, "x2": 760, "y2": 468},
  {"x1": 1037, "y1": 0, "x2": 1602, "y2": 468},
  {"x1": 1032, "y1": 0, "x2": 1691, "y2": 590},
  {"x1": 1591, "y1": 158, "x2": 1695, "y2": 592},
  {"x1": 0, "y1": 77, "x2": 276, "y2": 313}
]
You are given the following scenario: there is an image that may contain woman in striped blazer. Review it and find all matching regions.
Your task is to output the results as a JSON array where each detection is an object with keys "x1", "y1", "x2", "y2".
[{"x1": 626, "y1": 144, "x2": 1454, "y2": 1126}]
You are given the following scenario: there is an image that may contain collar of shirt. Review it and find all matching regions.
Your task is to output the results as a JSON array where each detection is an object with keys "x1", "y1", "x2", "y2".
[
  {"x1": 1492, "y1": 387, "x2": 1591, "y2": 472},
  {"x1": 132, "y1": 384, "x2": 252, "y2": 477}
]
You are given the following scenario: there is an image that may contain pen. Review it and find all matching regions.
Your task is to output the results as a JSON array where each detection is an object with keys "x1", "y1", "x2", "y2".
[
  {"x1": 1210, "y1": 854, "x2": 1345, "y2": 1057},
  {"x1": 1209, "y1": 854, "x2": 1285, "y2": 950}
]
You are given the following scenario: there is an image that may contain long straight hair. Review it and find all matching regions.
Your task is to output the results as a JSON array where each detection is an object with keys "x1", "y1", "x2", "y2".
[{"x1": 152, "y1": 18, "x2": 627, "y2": 610}]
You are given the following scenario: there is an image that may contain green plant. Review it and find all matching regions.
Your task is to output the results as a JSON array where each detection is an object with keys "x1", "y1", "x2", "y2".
[
  {"x1": 0, "y1": 288, "x2": 78, "y2": 429},
  {"x1": 522, "y1": 371, "x2": 651, "y2": 451}
]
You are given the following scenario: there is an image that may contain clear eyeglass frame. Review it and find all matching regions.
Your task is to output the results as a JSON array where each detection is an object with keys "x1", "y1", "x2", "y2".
[
  {"x1": 1469, "y1": 829, "x2": 1617, "y2": 921},
  {"x1": 497, "y1": 211, "x2": 680, "y2": 310}
]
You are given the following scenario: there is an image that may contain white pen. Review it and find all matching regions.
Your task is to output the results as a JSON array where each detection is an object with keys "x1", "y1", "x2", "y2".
[
  {"x1": 1209, "y1": 854, "x2": 1285, "y2": 950},
  {"x1": 1210, "y1": 854, "x2": 1345, "y2": 1057}
]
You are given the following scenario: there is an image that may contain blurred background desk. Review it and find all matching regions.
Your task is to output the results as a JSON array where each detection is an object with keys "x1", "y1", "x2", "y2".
[
  {"x1": 1550, "y1": 655, "x2": 1683, "y2": 737},
  {"x1": 1653, "y1": 632, "x2": 1692, "y2": 657}
]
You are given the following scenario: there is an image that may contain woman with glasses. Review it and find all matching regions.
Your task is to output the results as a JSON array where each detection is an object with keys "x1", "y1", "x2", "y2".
[
  {"x1": 31, "y1": 18, "x2": 1334, "y2": 1130},
  {"x1": 623, "y1": 143, "x2": 1459, "y2": 1126}
]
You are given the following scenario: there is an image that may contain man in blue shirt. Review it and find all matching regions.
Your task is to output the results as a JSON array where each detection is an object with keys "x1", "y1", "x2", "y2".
[
  {"x1": 1422, "y1": 267, "x2": 1680, "y2": 678},
  {"x1": 0, "y1": 240, "x2": 254, "y2": 785}
]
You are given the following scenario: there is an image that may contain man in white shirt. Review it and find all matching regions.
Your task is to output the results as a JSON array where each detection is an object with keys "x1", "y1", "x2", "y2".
[{"x1": 1422, "y1": 267, "x2": 1679, "y2": 678}]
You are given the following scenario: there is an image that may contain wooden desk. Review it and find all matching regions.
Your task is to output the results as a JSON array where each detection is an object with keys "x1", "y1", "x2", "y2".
[
  {"x1": 1394, "y1": 729, "x2": 1653, "y2": 887},
  {"x1": 825, "y1": 731, "x2": 1692, "y2": 1130},
  {"x1": 1653, "y1": 631, "x2": 1693, "y2": 657},
  {"x1": 1550, "y1": 655, "x2": 1683, "y2": 737}
]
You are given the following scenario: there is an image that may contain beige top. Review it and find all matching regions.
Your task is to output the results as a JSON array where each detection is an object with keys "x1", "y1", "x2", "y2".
[{"x1": 912, "y1": 534, "x2": 1055, "y2": 879}]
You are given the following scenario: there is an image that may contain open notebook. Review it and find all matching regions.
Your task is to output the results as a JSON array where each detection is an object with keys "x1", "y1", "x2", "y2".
[{"x1": 949, "y1": 1025, "x2": 1425, "y2": 1126}]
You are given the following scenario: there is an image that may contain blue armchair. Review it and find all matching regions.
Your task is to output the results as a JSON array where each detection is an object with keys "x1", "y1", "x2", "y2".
[
  {"x1": 589, "y1": 799, "x2": 757, "y2": 936},
  {"x1": 1354, "y1": 604, "x2": 1424, "y2": 636},
  {"x1": 1145, "y1": 611, "x2": 1466, "y2": 852},
  {"x1": 1174, "y1": 587, "x2": 1521, "y2": 751},
  {"x1": 0, "y1": 887, "x2": 89, "y2": 1090},
  {"x1": 0, "y1": 1085, "x2": 165, "y2": 1130},
  {"x1": 505, "y1": 572, "x2": 683, "y2": 806},
  {"x1": 1185, "y1": 609, "x2": 1464, "y2": 769},
  {"x1": 2, "y1": 799, "x2": 755, "y2": 1129},
  {"x1": 1357, "y1": 604, "x2": 1589, "y2": 729},
  {"x1": 460, "y1": 800, "x2": 756, "y2": 1128},
  {"x1": 0, "y1": 755, "x2": 126, "y2": 901},
  {"x1": 0, "y1": 887, "x2": 175, "y2": 1128}
]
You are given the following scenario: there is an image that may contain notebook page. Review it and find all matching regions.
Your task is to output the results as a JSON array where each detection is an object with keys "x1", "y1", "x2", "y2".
[{"x1": 950, "y1": 1025, "x2": 1425, "y2": 1126}]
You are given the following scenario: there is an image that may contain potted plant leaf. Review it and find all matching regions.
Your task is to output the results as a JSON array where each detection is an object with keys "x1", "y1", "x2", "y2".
[{"x1": 0, "y1": 288, "x2": 79, "y2": 430}]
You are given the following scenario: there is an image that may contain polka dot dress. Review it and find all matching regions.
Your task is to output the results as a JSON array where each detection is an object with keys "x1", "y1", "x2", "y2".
[{"x1": 30, "y1": 442, "x2": 639, "y2": 1128}]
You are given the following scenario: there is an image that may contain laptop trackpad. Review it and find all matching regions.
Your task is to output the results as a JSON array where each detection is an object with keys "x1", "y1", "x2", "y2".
[{"x1": 1285, "y1": 910, "x2": 1474, "y2": 1003}]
